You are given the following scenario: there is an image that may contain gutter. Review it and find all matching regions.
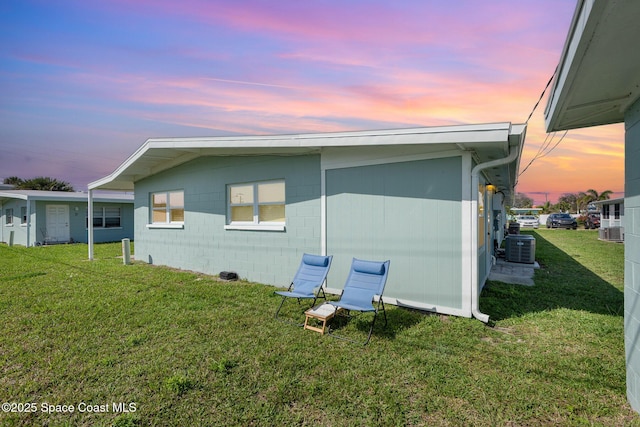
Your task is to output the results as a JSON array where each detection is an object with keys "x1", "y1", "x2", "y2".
[{"x1": 470, "y1": 143, "x2": 519, "y2": 323}]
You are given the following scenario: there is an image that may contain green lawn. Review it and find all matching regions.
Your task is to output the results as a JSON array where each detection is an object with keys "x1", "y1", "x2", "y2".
[{"x1": 0, "y1": 230, "x2": 637, "y2": 426}]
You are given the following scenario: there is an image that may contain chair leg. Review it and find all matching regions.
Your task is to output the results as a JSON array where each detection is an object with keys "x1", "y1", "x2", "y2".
[
  {"x1": 301, "y1": 289, "x2": 326, "y2": 315},
  {"x1": 328, "y1": 310, "x2": 378, "y2": 346},
  {"x1": 364, "y1": 312, "x2": 379, "y2": 345},
  {"x1": 274, "y1": 296, "x2": 287, "y2": 319},
  {"x1": 379, "y1": 299, "x2": 387, "y2": 326},
  {"x1": 275, "y1": 296, "x2": 320, "y2": 326}
]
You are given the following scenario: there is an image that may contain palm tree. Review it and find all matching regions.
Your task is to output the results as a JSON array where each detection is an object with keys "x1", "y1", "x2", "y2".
[
  {"x1": 16, "y1": 177, "x2": 74, "y2": 192},
  {"x1": 590, "y1": 189, "x2": 613, "y2": 201},
  {"x1": 582, "y1": 189, "x2": 613, "y2": 211},
  {"x1": 540, "y1": 201, "x2": 552, "y2": 214},
  {"x1": 577, "y1": 191, "x2": 590, "y2": 213},
  {"x1": 2, "y1": 176, "x2": 23, "y2": 186}
]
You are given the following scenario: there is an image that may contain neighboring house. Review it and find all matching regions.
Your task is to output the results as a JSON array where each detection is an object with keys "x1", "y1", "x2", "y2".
[
  {"x1": 593, "y1": 197, "x2": 625, "y2": 242},
  {"x1": 544, "y1": 0, "x2": 640, "y2": 413},
  {"x1": 89, "y1": 123, "x2": 526, "y2": 321},
  {"x1": 0, "y1": 190, "x2": 134, "y2": 246}
]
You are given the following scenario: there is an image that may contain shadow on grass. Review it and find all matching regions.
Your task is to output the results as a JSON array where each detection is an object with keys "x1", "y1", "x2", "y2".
[
  {"x1": 4, "y1": 271, "x2": 47, "y2": 281},
  {"x1": 271, "y1": 293, "x2": 424, "y2": 342},
  {"x1": 326, "y1": 305, "x2": 426, "y2": 343},
  {"x1": 481, "y1": 230, "x2": 624, "y2": 322}
]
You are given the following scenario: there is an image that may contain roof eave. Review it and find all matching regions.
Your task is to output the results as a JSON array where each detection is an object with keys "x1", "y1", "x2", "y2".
[
  {"x1": 545, "y1": 0, "x2": 640, "y2": 131},
  {"x1": 90, "y1": 122, "x2": 524, "y2": 192}
]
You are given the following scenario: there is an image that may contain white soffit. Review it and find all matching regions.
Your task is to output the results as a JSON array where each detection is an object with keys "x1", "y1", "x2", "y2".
[
  {"x1": 89, "y1": 122, "x2": 525, "y2": 191},
  {"x1": 545, "y1": 0, "x2": 640, "y2": 131}
]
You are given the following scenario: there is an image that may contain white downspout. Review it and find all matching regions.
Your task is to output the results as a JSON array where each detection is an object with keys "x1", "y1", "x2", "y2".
[
  {"x1": 88, "y1": 190, "x2": 94, "y2": 260},
  {"x1": 470, "y1": 145, "x2": 519, "y2": 323}
]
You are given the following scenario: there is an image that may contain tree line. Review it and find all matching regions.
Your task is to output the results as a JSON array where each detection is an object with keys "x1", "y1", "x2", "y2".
[
  {"x1": 513, "y1": 189, "x2": 613, "y2": 213},
  {"x1": 3, "y1": 176, "x2": 74, "y2": 192}
]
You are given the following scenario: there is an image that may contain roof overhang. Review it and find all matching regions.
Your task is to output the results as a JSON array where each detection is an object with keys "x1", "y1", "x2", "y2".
[
  {"x1": 545, "y1": 0, "x2": 640, "y2": 131},
  {"x1": 89, "y1": 122, "x2": 526, "y2": 199},
  {"x1": 593, "y1": 197, "x2": 625, "y2": 206},
  {"x1": 0, "y1": 190, "x2": 133, "y2": 203}
]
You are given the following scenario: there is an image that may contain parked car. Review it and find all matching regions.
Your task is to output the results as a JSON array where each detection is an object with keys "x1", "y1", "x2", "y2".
[
  {"x1": 546, "y1": 213, "x2": 578, "y2": 229},
  {"x1": 584, "y1": 213, "x2": 601, "y2": 229},
  {"x1": 516, "y1": 215, "x2": 539, "y2": 229}
]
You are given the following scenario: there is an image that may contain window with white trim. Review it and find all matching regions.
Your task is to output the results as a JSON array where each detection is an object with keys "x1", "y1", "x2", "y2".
[
  {"x1": 5, "y1": 208, "x2": 13, "y2": 225},
  {"x1": 151, "y1": 191, "x2": 184, "y2": 225},
  {"x1": 21, "y1": 207, "x2": 27, "y2": 225},
  {"x1": 227, "y1": 180, "x2": 285, "y2": 230},
  {"x1": 91, "y1": 207, "x2": 122, "y2": 228}
]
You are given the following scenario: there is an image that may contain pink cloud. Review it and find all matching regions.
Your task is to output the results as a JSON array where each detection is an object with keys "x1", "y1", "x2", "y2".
[{"x1": 517, "y1": 123, "x2": 625, "y2": 202}]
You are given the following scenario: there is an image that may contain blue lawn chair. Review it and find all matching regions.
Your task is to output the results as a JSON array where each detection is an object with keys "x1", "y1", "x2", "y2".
[
  {"x1": 274, "y1": 253, "x2": 333, "y2": 322},
  {"x1": 328, "y1": 258, "x2": 390, "y2": 345}
]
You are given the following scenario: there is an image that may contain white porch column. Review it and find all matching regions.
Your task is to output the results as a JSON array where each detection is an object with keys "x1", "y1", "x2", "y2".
[{"x1": 88, "y1": 189, "x2": 94, "y2": 260}]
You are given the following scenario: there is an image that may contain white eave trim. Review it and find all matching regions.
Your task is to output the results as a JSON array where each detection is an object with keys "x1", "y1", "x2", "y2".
[
  {"x1": 89, "y1": 122, "x2": 517, "y2": 191},
  {"x1": 544, "y1": 0, "x2": 605, "y2": 131}
]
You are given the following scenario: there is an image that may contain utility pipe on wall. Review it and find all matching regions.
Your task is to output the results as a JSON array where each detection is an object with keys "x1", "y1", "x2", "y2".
[{"x1": 470, "y1": 143, "x2": 520, "y2": 323}]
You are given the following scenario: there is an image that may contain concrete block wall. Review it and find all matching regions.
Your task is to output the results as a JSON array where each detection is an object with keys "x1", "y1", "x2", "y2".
[
  {"x1": 625, "y1": 97, "x2": 640, "y2": 412},
  {"x1": 134, "y1": 154, "x2": 322, "y2": 286}
]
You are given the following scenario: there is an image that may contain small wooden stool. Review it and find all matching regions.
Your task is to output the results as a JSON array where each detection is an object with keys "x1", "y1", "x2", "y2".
[{"x1": 304, "y1": 303, "x2": 342, "y2": 335}]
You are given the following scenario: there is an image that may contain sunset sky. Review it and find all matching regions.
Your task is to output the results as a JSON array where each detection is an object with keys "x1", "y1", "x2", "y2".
[{"x1": 0, "y1": 0, "x2": 625, "y2": 205}]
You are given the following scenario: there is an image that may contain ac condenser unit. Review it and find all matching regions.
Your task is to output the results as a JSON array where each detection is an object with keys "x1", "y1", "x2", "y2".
[
  {"x1": 609, "y1": 227, "x2": 623, "y2": 241},
  {"x1": 505, "y1": 235, "x2": 536, "y2": 264},
  {"x1": 599, "y1": 228, "x2": 607, "y2": 240},
  {"x1": 600, "y1": 227, "x2": 624, "y2": 241}
]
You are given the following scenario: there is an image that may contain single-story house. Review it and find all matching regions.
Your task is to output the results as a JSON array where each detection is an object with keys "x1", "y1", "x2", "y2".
[
  {"x1": 543, "y1": 0, "x2": 640, "y2": 412},
  {"x1": 0, "y1": 190, "x2": 134, "y2": 246},
  {"x1": 89, "y1": 122, "x2": 526, "y2": 321},
  {"x1": 593, "y1": 197, "x2": 625, "y2": 242}
]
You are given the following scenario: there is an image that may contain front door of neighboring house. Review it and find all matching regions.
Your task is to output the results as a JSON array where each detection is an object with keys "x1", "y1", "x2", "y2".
[{"x1": 46, "y1": 205, "x2": 70, "y2": 243}]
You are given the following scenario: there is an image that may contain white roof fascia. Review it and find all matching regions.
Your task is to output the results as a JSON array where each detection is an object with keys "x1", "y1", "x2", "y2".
[
  {"x1": 0, "y1": 191, "x2": 28, "y2": 201},
  {"x1": 89, "y1": 122, "x2": 519, "y2": 191},
  {"x1": 0, "y1": 190, "x2": 133, "y2": 203},
  {"x1": 593, "y1": 197, "x2": 625, "y2": 206},
  {"x1": 544, "y1": 0, "x2": 640, "y2": 131},
  {"x1": 544, "y1": 0, "x2": 595, "y2": 131}
]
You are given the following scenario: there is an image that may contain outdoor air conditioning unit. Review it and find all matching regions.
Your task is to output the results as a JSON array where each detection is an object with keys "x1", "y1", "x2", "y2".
[
  {"x1": 609, "y1": 227, "x2": 623, "y2": 241},
  {"x1": 600, "y1": 227, "x2": 624, "y2": 242},
  {"x1": 505, "y1": 235, "x2": 536, "y2": 264},
  {"x1": 599, "y1": 228, "x2": 607, "y2": 240}
]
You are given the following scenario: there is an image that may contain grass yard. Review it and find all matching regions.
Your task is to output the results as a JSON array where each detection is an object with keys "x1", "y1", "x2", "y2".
[{"x1": 0, "y1": 229, "x2": 638, "y2": 426}]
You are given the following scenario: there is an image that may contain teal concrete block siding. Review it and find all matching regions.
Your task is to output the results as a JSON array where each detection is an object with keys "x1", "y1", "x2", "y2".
[
  {"x1": 134, "y1": 155, "x2": 322, "y2": 285},
  {"x1": 625, "y1": 97, "x2": 640, "y2": 412},
  {"x1": 90, "y1": 203, "x2": 135, "y2": 244},
  {"x1": 326, "y1": 156, "x2": 463, "y2": 309},
  {"x1": 1, "y1": 200, "x2": 133, "y2": 246},
  {"x1": 35, "y1": 202, "x2": 134, "y2": 244},
  {"x1": 1, "y1": 199, "x2": 28, "y2": 245}
]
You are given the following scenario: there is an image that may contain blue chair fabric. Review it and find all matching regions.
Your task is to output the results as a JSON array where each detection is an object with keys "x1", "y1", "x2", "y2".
[
  {"x1": 274, "y1": 253, "x2": 333, "y2": 321},
  {"x1": 328, "y1": 258, "x2": 390, "y2": 345}
]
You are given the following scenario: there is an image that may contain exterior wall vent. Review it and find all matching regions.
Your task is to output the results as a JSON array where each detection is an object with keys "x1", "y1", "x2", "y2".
[{"x1": 505, "y1": 235, "x2": 536, "y2": 264}]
